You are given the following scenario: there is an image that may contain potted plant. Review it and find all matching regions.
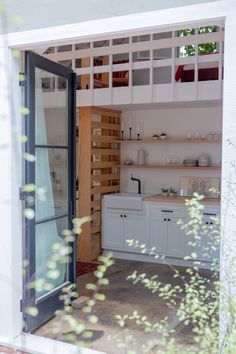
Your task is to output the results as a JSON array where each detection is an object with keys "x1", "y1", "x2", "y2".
[
  {"x1": 169, "y1": 187, "x2": 178, "y2": 197},
  {"x1": 161, "y1": 188, "x2": 169, "y2": 197}
]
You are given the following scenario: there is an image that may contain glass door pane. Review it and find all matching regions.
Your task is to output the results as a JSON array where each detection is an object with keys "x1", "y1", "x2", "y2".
[{"x1": 34, "y1": 67, "x2": 70, "y2": 298}]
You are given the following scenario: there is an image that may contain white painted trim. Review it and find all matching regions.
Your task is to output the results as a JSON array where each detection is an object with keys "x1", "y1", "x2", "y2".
[
  {"x1": 0, "y1": 334, "x2": 105, "y2": 354},
  {"x1": 3, "y1": 1, "x2": 227, "y2": 50}
]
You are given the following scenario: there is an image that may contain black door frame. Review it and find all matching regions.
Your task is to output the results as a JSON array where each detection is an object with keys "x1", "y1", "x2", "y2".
[{"x1": 23, "y1": 51, "x2": 76, "y2": 332}]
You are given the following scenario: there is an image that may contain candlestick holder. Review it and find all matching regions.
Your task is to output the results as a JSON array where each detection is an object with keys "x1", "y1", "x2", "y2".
[
  {"x1": 121, "y1": 130, "x2": 124, "y2": 140},
  {"x1": 129, "y1": 127, "x2": 132, "y2": 140}
]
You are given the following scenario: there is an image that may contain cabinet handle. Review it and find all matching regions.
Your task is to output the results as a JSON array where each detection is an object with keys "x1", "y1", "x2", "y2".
[
  {"x1": 210, "y1": 222, "x2": 213, "y2": 225},
  {"x1": 168, "y1": 218, "x2": 170, "y2": 222},
  {"x1": 124, "y1": 215, "x2": 127, "y2": 218},
  {"x1": 161, "y1": 210, "x2": 174, "y2": 213},
  {"x1": 164, "y1": 218, "x2": 167, "y2": 221},
  {"x1": 203, "y1": 212, "x2": 216, "y2": 216},
  {"x1": 120, "y1": 215, "x2": 123, "y2": 218},
  {"x1": 206, "y1": 221, "x2": 209, "y2": 225}
]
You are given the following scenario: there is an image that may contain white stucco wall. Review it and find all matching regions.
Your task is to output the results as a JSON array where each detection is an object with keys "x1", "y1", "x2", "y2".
[
  {"x1": 4, "y1": 0, "x2": 220, "y2": 33},
  {"x1": 0, "y1": 43, "x2": 22, "y2": 337},
  {"x1": 220, "y1": 1, "x2": 236, "y2": 344}
]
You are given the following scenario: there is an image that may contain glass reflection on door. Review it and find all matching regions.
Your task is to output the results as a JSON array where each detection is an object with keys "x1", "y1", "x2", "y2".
[{"x1": 35, "y1": 67, "x2": 70, "y2": 299}]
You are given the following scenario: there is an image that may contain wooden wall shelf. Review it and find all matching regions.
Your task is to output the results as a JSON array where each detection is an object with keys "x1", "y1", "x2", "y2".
[
  {"x1": 78, "y1": 106, "x2": 121, "y2": 261},
  {"x1": 118, "y1": 138, "x2": 221, "y2": 144},
  {"x1": 119, "y1": 164, "x2": 221, "y2": 171}
]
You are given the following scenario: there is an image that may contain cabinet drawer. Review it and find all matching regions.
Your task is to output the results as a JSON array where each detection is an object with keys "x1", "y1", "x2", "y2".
[
  {"x1": 201, "y1": 207, "x2": 220, "y2": 218},
  {"x1": 103, "y1": 208, "x2": 145, "y2": 216},
  {"x1": 150, "y1": 204, "x2": 186, "y2": 218}
]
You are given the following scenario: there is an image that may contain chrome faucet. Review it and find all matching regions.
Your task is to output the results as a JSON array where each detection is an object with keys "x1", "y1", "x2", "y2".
[{"x1": 131, "y1": 174, "x2": 141, "y2": 194}]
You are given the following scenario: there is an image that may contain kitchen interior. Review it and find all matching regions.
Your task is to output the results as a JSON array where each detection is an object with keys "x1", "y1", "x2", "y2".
[{"x1": 102, "y1": 103, "x2": 221, "y2": 267}]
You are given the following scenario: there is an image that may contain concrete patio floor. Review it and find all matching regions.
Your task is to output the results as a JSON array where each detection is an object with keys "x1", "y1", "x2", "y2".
[{"x1": 35, "y1": 260, "x2": 211, "y2": 353}]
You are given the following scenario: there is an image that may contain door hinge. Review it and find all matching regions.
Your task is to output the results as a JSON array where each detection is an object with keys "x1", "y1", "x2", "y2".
[
  {"x1": 19, "y1": 187, "x2": 25, "y2": 201},
  {"x1": 20, "y1": 299, "x2": 23, "y2": 312},
  {"x1": 19, "y1": 72, "x2": 26, "y2": 87}
]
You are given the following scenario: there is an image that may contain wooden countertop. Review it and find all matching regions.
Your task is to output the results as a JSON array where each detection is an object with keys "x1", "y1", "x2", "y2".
[{"x1": 143, "y1": 194, "x2": 220, "y2": 205}]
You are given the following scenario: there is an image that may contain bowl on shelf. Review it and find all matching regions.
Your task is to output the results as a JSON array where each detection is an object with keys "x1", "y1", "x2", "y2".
[
  {"x1": 183, "y1": 159, "x2": 198, "y2": 167},
  {"x1": 152, "y1": 134, "x2": 160, "y2": 140},
  {"x1": 160, "y1": 133, "x2": 167, "y2": 140},
  {"x1": 198, "y1": 155, "x2": 210, "y2": 167},
  {"x1": 124, "y1": 158, "x2": 133, "y2": 165}
]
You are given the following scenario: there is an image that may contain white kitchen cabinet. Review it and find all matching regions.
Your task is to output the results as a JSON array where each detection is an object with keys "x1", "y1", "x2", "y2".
[
  {"x1": 149, "y1": 216, "x2": 168, "y2": 255},
  {"x1": 123, "y1": 213, "x2": 146, "y2": 252},
  {"x1": 103, "y1": 197, "x2": 220, "y2": 265},
  {"x1": 186, "y1": 208, "x2": 220, "y2": 262},
  {"x1": 103, "y1": 209, "x2": 146, "y2": 253},
  {"x1": 103, "y1": 211, "x2": 124, "y2": 251},
  {"x1": 149, "y1": 204, "x2": 186, "y2": 258},
  {"x1": 167, "y1": 218, "x2": 186, "y2": 258}
]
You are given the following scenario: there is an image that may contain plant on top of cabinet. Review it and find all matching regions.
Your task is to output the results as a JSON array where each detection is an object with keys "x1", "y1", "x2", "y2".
[
  {"x1": 169, "y1": 187, "x2": 178, "y2": 197},
  {"x1": 161, "y1": 188, "x2": 169, "y2": 197}
]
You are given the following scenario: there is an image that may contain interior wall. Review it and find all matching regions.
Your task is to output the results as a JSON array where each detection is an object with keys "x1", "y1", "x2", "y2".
[{"x1": 120, "y1": 104, "x2": 222, "y2": 194}]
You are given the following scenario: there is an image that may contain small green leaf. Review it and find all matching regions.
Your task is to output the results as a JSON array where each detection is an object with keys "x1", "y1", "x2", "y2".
[
  {"x1": 23, "y1": 183, "x2": 36, "y2": 192},
  {"x1": 88, "y1": 315, "x2": 98, "y2": 324},
  {"x1": 24, "y1": 208, "x2": 35, "y2": 220},
  {"x1": 21, "y1": 135, "x2": 28, "y2": 143},
  {"x1": 9, "y1": 15, "x2": 22, "y2": 25},
  {"x1": 47, "y1": 270, "x2": 60, "y2": 279},
  {"x1": 26, "y1": 306, "x2": 38, "y2": 316},
  {"x1": 20, "y1": 106, "x2": 30, "y2": 115},
  {"x1": 95, "y1": 293, "x2": 106, "y2": 301},
  {"x1": 191, "y1": 252, "x2": 197, "y2": 259},
  {"x1": 23, "y1": 153, "x2": 36, "y2": 162}
]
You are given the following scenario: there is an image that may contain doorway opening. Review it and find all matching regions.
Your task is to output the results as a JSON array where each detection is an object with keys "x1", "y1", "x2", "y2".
[{"x1": 21, "y1": 18, "x2": 224, "y2": 353}]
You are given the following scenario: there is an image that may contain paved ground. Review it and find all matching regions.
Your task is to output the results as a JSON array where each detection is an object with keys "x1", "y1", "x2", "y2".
[{"x1": 35, "y1": 259, "x2": 211, "y2": 353}]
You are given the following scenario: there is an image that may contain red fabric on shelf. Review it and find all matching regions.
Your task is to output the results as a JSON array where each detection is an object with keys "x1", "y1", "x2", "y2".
[
  {"x1": 175, "y1": 65, "x2": 184, "y2": 82},
  {"x1": 175, "y1": 52, "x2": 222, "y2": 82}
]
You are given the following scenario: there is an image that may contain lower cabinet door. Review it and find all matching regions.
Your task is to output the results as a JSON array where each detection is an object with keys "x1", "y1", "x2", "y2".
[
  {"x1": 123, "y1": 213, "x2": 146, "y2": 253},
  {"x1": 187, "y1": 220, "x2": 220, "y2": 262},
  {"x1": 167, "y1": 218, "x2": 186, "y2": 258},
  {"x1": 103, "y1": 212, "x2": 124, "y2": 250},
  {"x1": 149, "y1": 216, "x2": 168, "y2": 255}
]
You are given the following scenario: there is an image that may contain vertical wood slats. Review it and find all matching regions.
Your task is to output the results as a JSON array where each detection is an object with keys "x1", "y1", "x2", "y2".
[{"x1": 77, "y1": 106, "x2": 121, "y2": 261}]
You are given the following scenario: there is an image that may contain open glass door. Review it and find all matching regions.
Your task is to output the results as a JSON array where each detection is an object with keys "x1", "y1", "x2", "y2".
[{"x1": 23, "y1": 51, "x2": 76, "y2": 332}]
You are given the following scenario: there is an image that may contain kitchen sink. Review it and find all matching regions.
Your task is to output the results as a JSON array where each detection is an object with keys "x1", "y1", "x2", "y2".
[{"x1": 103, "y1": 193, "x2": 150, "y2": 210}]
